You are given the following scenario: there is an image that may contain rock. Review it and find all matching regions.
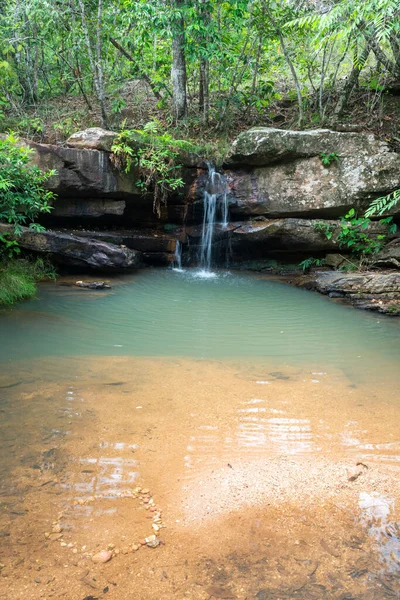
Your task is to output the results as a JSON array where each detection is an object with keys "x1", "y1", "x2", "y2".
[
  {"x1": 373, "y1": 239, "x2": 400, "y2": 269},
  {"x1": 66, "y1": 127, "x2": 117, "y2": 152},
  {"x1": 229, "y1": 219, "x2": 339, "y2": 257},
  {"x1": 145, "y1": 535, "x2": 160, "y2": 548},
  {"x1": 298, "y1": 271, "x2": 400, "y2": 314},
  {"x1": 225, "y1": 153, "x2": 400, "y2": 219},
  {"x1": 5, "y1": 136, "x2": 141, "y2": 199},
  {"x1": 325, "y1": 254, "x2": 346, "y2": 269},
  {"x1": 75, "y1": 281, "x2": 111, "y2": 289},
  {"x1": 52, "y1": 524, "x2": 63, "y2": 533},
  {"x1": 224, "y1": 127, "x2": 389, "y2": 167},
  {"x1": 51, "y1": 198, "x2": 126, "y2": 218},
  {"x1": 48, "y1": 533, "x2": 63, "y2": 541},
  {"x1": 0, "y1": 224, "x2": 141, "y2": 271},
  {"x1": 92, "y1": 551, "x2": 112, "y2": 564}
]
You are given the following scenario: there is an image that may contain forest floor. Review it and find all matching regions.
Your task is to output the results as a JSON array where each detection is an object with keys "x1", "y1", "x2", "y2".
[{"x1": 3, "y1": 79, "x2": 400, "y2": 154}]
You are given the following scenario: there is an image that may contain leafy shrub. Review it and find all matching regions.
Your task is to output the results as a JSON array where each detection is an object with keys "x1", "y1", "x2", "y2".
[
  {"x1": 314, "y1": 209, "x2": 397, "y2": 270},
  {"x1": 0, "y1": 133, "x2": 56, "y2": 237},
  {"x1": 111, "y1": 120, "x2": 196, "y2": 217},
  {"x1": 299, "y1": 257, "x2": 325, "y2": 272}
]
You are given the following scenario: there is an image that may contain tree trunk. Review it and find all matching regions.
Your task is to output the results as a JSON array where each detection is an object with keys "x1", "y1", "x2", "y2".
[
  {"x1": 332, "y1": 45, "x2": 370, "y2": 122},
  {"x1": 199, "y1": 58, "x2": 209, "y2": 123},
  {"x1": 171, "y1": 0, "x2": 187, "y2": 121},
  {"x1": 78, "y1": 0, "x2": 108, "y2": 127}
]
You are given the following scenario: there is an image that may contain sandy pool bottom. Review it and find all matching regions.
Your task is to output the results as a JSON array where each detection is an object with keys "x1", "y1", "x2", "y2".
[{"x1": 0, "y1": 356, "x2": 399, "y2": 599}]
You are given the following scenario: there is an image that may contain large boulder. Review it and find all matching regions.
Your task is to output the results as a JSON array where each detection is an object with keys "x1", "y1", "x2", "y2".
[
  {"x1": 298, "y1": 271, "x2": 400, "y2": 315},
  {"x1": 66, "y1": 127, "x2": 117, "y2": 151},
  {"x1": 224, "y1": 127, "x2": 390, "y2": 167},
  {"x1": 28, "y1": 142, "x2": 141, "y2": 199},
  {"x1": 225, "y1": 153, "x2": 400, "y2": 219},
  {"x1": 0, "y1": 224, "x2": 141, "y2": 270}
]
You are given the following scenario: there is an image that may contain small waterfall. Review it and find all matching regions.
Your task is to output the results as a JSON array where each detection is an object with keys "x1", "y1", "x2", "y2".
[
  {"x1": 173, "y1": 240, "x2": 183, "y2": 271},
  {"x1": 199, "y1": 163, "x2": 229, "y2": 272}
]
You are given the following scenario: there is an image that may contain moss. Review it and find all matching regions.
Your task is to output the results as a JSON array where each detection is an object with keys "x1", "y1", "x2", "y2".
[{"x1": 0, "y1": 258, "x2": 56, "y2": 307}]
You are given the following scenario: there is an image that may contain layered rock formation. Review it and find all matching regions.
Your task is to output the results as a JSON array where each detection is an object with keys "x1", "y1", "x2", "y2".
[
  {"x1": 4, "y1": 126, "x2": 400, "y2": 273},
  {"x1": 298, "y1": 271, "x2": 400, "y2": 315}
]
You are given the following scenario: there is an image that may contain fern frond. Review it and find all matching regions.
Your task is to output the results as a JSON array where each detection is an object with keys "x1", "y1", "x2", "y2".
[{"x1": 365, "y1": 189, "x2": 400, "y2": 217}]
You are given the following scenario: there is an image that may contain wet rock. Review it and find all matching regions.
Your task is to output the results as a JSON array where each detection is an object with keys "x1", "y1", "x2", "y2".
[
  {"x1": 206, "y1": 586, "x2": 236, "y2": 599},
  {"x1": 297, "y1": 271, "x2": 400, "y2": 314},
  {"x1": 66, "y1": 127, "x2": 117, "y2": 152},
  {"x1": 91, "y1": 551, "x2": 112, "y2": 564},
  {"x1": 0, "y1": 224, "x2": 141, "y2": 271},
  {"x1": 224, "y1": 127, "x2": 390, "y2": 167}
]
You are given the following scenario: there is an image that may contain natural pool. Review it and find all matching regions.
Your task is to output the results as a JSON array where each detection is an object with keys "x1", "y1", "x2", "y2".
[{"x1": 0, "y1": 269, "x2": 399, "y2": 599}]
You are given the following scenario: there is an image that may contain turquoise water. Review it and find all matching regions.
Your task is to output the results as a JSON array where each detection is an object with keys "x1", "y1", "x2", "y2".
[{"x1": 1, "y1": 269, "x2": 399, "y2": 382}]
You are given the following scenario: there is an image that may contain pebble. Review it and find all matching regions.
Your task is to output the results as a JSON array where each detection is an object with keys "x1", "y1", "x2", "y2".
[
  {"x1": 152, "y1": 524, "x2": 159, "y2": 532},
  {"x1": 142, "y1": 489, "x2": 150, "y2": 494},
  {"x1": 145, "y1": 535, "x2": 160, "y2": 549},
  {"x1": 131, "y1": 545, "x2": 140, "y2": 552},
  {"x1": 92, "y1": 551, "x2": 112, "y2": 564},
  {"x1": 52, "y1": 524, "x2": 63, "y2": 533}
]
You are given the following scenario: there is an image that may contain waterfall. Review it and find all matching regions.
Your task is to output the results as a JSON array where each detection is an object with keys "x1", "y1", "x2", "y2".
[
  {"x1": 173, "y1": 240, "x2": 183, "y2": 271},
  {"x1": 199, "y1": 163, "x2": 229, "y2": 272}
]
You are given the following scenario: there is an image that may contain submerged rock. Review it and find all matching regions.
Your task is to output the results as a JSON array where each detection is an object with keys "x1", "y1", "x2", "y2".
[
  {"x1": 75, "y1": 281, "x2": 112, "y2": 289},
  {"x1": 92, "y1": 550, "x2": 112, "y2": 564}
]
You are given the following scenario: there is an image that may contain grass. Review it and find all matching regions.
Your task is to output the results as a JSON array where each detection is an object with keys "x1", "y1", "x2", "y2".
[{"x1": 0, "y1": 257, "x2": 56, "y2": 307}]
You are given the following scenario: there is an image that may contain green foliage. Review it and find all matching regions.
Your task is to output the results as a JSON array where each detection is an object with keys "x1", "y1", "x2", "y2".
[
  {"x1": 365, "y1": 189, "x2": 400, "y2": 218},
  {"x1": 320, "y1": 152, "x2": 339, "y2": 166},
  {"x1": 315, "y1": 208, "x2": 397, "y2": 268},
  {"x1": 299, "y1": 257, "x2": 326, "y2": 272},
  {"x1": 335, "y1": 209, "x2": 392, "y2": 256},
  {"x1": 0, "y1": 134, "x2": 55, "y2": 237},
  {"x1": 111, "y1": 120, "x2": 196, "y2": 216},
  {"x1": 314, "y1": 221, "x2": 335, "y2": 240},
  {"x1": 0, "y1": 257, "x2": 56, "y2": 307}
]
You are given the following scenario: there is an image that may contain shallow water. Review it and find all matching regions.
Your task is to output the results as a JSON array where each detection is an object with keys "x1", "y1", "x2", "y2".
[
  {"x1": 0, "y1": 269, "x2": 399, "y2": 599},
  {"x1": 2, "y1": 269, "x2": 400, "y2": 379}
]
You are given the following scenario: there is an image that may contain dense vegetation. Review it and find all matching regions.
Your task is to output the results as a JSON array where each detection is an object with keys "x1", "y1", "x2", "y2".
[
  {"x1": 0, "y1": 0, "x2": 398, "y2": 141},
  {"x1": 0, "y1": 135, "x2": 56, "y2": 306}
]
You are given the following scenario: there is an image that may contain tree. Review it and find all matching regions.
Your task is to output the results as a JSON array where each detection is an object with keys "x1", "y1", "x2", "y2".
[{"x1": 171, "y1": 0, "x2": 187, "y2": 121}]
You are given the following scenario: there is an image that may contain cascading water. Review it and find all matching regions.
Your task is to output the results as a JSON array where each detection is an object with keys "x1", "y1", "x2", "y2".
[
  {"x1": 173, "y1": 240, "x2": 183, "y2": 271},
  {"x1": 199, "y1": 163, "x2": 229, "y2": 273}
]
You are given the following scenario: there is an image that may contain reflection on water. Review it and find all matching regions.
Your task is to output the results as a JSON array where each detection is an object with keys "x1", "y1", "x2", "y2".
[{"x1": 359, "y1": 492, "x2": 400, "y2": 574}]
